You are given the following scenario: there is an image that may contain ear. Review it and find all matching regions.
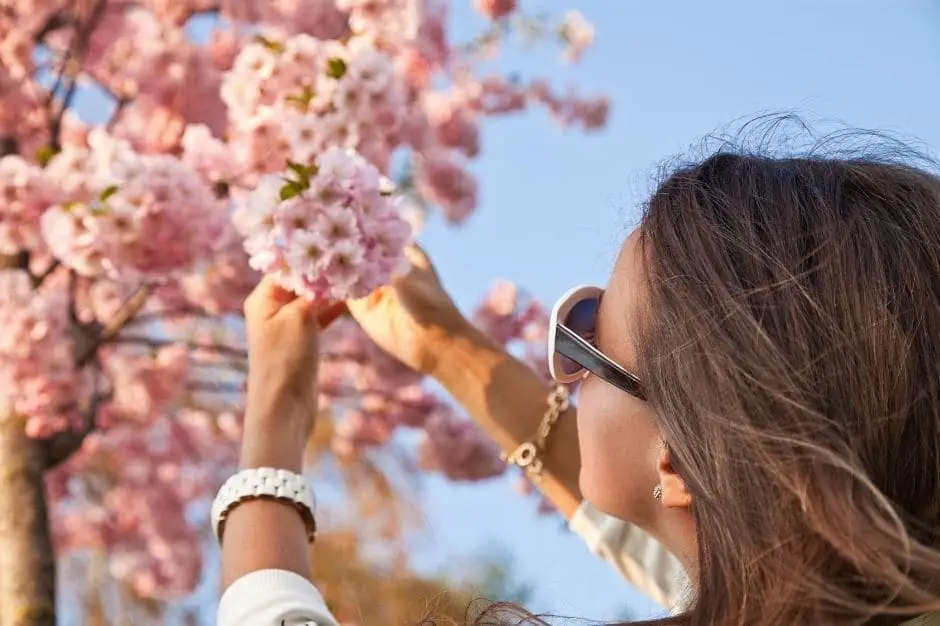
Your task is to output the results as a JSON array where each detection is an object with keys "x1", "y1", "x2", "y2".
[{"x1": 657, "y1": 444, "x2": 692, "y2": 509}]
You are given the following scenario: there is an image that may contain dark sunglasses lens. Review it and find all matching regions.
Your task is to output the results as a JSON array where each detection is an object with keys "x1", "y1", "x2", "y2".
[{"x1": 558, "y1": 296, "x2": 599, "y2": 375}]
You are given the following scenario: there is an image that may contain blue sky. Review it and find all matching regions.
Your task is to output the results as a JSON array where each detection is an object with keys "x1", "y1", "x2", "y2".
[{"x1": 409, "y1": 0, "x2": 940, "y2": 621}]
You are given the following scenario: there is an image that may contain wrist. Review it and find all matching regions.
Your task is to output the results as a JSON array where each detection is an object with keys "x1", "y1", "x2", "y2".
[{"x1": 240, "y1": 402, "x2": 311, "y2": 472}]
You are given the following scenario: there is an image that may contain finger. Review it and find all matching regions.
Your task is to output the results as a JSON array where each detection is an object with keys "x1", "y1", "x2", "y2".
[
  {"x1": 316, "y1": 301, "x2": 347, "y2": 329},
  {"x1": 269, "y1": 281, "x2": 298, "y2": 305},
  {"x1": 404, "y1": 244, "x2": 440, "y2": 280},
  {"x1": 282, "y1": 293, "x2": 317, "y2": 323},
  {"x1": 346, "y1": 285, "x2": 390, "y2": 314},
  {"x1": 281, "y1": 296, "x2": 345, "y2": 329},
  {"x1": 245, "y1": 275, "x2": 299, "y2": 319}
]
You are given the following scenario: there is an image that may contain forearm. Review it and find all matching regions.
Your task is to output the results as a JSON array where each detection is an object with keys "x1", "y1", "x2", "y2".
[
  {"x1": 432, "y1": 320, "x2": 583, "y2": 518},
  {"x1": 220, "y1": 402, "x2": 313, "y2": 590}
]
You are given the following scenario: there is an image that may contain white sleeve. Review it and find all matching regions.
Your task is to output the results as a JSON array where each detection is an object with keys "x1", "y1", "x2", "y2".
[
  {"x1": 569, "y1": 501, "x2": 688, "y2": 610},
  {"x1": 217, "y1": 569, "x2": 340, "y2": 626}
]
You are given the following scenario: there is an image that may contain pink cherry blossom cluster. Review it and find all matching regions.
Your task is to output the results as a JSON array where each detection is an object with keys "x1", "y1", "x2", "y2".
[
  {"x1": 98, "y1": 345, "x2": 190, "y2": 428},
  {"x1": 320, "y1": 318, "x2": 505, "y2": 481},
  {"x1": 559, "y1": 10, "x2": 596, "y2": 63},
  {"x1": 0, "y1": 0, "x2": 610, "y2": 606},
  {"x1": 474, "y1": 0, "x2": 517, "y2": 20},
  {"x1": 0, "y1": 17, "x2": 50, "y2": 157},
  {"x1": 234, "y1": 147, "x2": 412, "y2": 301},
  {"x1": 0, "y1": 155, "x2": 60, "y2": 255},
  {"x1": 40, "y1": 130, "x2": 228, "y2": 280},
  {"x1": 321, "y1": 318, "x2": 426, "y2": 448},
  {"x1": 156, "y1": 227, "x2": 261, "y2": 316},
  {"x1": 222, "y1": 33, "x2": 409, "y2": 173},
  {"x1": 47, "y1": 406, "x2": 238, "y2": 600},
  {"x1": 0, "y1": 270, "x2": 83, "y2": 438},
  {"x1": 418, "y1": 401, "x2": 506, "y2": 480},
  {"x1": 473, "y1": 279, "x2": 551, "y2": 379}
]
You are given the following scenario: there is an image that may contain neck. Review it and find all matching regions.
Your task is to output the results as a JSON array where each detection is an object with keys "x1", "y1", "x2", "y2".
[{"x1": 651, "y1": 507, "x2": 699, "y2": 586}]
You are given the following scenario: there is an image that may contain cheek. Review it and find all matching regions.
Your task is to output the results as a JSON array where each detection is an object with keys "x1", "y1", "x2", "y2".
[{"x1": 576, "y1": 376, "x2": 661, "y2": 523}]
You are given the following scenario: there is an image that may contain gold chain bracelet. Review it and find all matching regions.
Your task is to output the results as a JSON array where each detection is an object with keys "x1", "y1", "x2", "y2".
[{"x1": 500, "y1": 385, "x2": 570, "y2": 482}]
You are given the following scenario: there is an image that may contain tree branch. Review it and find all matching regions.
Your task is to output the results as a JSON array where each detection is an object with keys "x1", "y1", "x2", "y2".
[
  {"x1": 38, "y1": 356, "x2": 109, "y2": 469},
  {"x1": 115, "y1": 335, "x2": 247, "y2": 359},
  {"x1": 76, "y1": 285, "x2": 152, "y2": 367},
  {"x1": 188, "y1": 381, "x2": 243, "y2": 394},
  {"x1": 106, "y1": 96, "x2": 129, "y2": 131},
  {"x1": 35, "y1": 11, "x2": 71, "y2": 42},
  {"x1": 126, "y1": 307, "x2": 210, "y2": 326},
  {"x1": 46, "y1": 0, "x2": 109, "y2": 149},
  {"x1": 0, "y1": 136, "x2": 18, "y2": 157},
  {"x1": 39, "y1": 387, "x2": 106, "y2": 470},
  {"x1": 30, "y1": 261, "x2": 60, "y2": 288}
]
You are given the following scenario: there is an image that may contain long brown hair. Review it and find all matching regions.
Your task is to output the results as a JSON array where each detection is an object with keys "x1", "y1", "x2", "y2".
[{"x1": 477, "y1": 123, "x2": 940, "y2": 625}]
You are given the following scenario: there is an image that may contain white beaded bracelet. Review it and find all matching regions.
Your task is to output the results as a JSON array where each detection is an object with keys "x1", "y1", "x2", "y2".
[{"x1": 210, "y1": 467, "x2": 317, "y2": 544}]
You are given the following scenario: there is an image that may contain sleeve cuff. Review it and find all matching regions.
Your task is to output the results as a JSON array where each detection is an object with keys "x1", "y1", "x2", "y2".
[{"x1": 218, "y1": 569, "x2": 339, "y2": 626}]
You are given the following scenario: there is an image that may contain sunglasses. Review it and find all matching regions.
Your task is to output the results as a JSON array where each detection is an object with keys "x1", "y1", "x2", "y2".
[{"x1": 548, "y1": 285, "x2": 646, "y2": 400}]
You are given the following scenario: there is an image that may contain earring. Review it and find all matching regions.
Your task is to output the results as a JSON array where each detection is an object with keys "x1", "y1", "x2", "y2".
[{"x1": 652, "y1": 484, "x2": 663, "y2": 501}]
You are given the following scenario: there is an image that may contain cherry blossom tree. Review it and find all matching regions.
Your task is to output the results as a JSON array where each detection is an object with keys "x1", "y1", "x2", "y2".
[{"x1": 0, "y1": 1, "x2": 603, "y2": 623}]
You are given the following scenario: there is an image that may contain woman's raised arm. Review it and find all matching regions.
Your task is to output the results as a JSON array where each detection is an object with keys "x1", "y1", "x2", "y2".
[
  {"x1": 347, "y1": 247, "x2": 582, "y2": 516},
  {"x1": 347, "y1": 248, "x2": 685, "y2": 608}
]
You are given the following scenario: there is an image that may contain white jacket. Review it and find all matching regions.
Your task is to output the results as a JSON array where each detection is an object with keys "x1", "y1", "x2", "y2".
[{"x1": 217, "y1": 501, "x2": 686, "y2": 625}]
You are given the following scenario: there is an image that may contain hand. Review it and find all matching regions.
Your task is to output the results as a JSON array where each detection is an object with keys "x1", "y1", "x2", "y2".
[
  {"x1": 346, "y1": 245, "x2": 467, "y2": 375},
  {"x1": 243, "y1": 276, "x2": 341, "y2": 428}
]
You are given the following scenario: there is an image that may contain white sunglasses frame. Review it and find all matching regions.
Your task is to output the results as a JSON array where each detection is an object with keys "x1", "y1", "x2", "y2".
[{"x1": 548, "y1": 284, "x2": 646, "y2": 399}]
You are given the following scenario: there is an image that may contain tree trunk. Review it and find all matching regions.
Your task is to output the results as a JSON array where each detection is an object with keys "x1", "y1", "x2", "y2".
[{"x1": 0, "y1": 413, "x2": 56, "y2": 626}]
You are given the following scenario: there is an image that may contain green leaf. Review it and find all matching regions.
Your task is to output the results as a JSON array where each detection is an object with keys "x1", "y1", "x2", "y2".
[
  {"x1": 35, "y1": 145, "x2": 60, "y2": 168},
  {"x1": 286, "y1": 160, "x2": 319, "y2": 183},
  {"x1": 279, "y1": 181, "x2": 304, "y2": 201},
  {"x1": 325, "y1": 57, "x2": 348, "y2": 79},
  {"x1": 99, "y1": 184, "x2": 119, "y2": 202},
  {"x1": 284, "y1": 94, "x2": 306, "y2": 110},
  {"x1": 286, "y1": 160, "x2": 307, "y2": 179},
  {"x1": 253, "y1": 34, "x2": 285, "y2": 54},
  {"x1": 285, "y1": 85, "x2": 316, "y2": 111}
]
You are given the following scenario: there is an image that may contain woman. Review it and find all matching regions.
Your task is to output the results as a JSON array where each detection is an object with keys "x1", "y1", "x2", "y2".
[{"x1": 216, "y1": 148, "x2": 940, "y2": 625}]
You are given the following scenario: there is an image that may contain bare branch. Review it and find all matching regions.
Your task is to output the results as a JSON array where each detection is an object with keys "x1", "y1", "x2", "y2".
[
  {"x1": 106, "y1": 96, "x2": 129, "y2": 131},
  {"x1": 35, "y1": 12, "x2": 71, "y2": 42},
  {"x1": 188, "y1": 381, "x2": 243, "y2": 394},
  {"x1": 76, "y1": 285, "x2": 152, "y2": 367},
  {"x1": 67, "y1": 269, "x2": 81, "y2": 328},
  {"x1": 0, "y1": 135, "x2": 18, "y2": 157},
  {"x1": 127, "y1": 307, "x2": 211, "y2": 326},
  {"x1": 190, "y1": 359, "x2": 249, "y2": 378},
  {"x1": 46, "y1": 0, "x2": 109, "y2": 149},
  {"x1": 39, "y1": 365, "x2": 107, "y2": 469},
  {"x1": 31, "y1": 261, "x2": 60, "y2": 288},
  {"x1": 116, "y1": 335, "x2": 247, "y2": 359}
]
